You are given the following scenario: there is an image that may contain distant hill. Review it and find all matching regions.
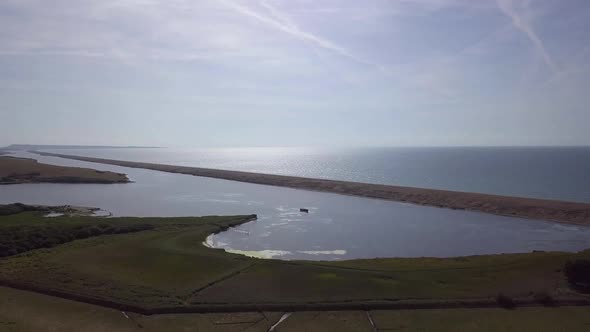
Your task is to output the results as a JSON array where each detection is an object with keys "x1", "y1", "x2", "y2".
[{"x1": 0, "y1": 144, "x2": 162, "y2": 151}]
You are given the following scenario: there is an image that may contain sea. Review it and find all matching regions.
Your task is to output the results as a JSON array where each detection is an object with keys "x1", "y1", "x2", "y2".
[{"x1": 41, "y1": 146, "x2": 590, "y2": 203}]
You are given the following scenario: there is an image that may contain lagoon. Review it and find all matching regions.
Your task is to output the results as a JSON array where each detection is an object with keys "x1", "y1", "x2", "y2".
[{"x1": 1, "y1": 152, "x2": 590, "y2": 260}]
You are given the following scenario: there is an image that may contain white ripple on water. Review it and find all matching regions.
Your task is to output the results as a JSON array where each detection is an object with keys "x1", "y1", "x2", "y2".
[
  {"x1": 229, "y1": 228, "x2": 249, "y2": 235},
  {"x1": 44, "y1": 212, "x2": 64, "y2": 217},
  {"x1": 278, "y1": 211, "x2": 304, "y2": 217},
  {"x1": 269, "y1": 222, "x2": 289, "y2": 227},
  {"x1": 279, "y1": 218, "x2": 304, "y2": 222},
  {"x1": 551, "y1": 224, "x2": 582, "y2": 232},
  {"x1": 220, "y1": 249, "x2": 348, "y2": 259},
  {"x1": 201, "y1": 198, "x2": 241, "y2": 204},
  {"x1": 225, "y1": 249, "x2": 292, "y2": 259},
  {"x1": 221, "y1": 193, "x2": 244, "y2": 198},
  {"x1": 297, "y1": 250, "x2": 347, "y2": 255}
]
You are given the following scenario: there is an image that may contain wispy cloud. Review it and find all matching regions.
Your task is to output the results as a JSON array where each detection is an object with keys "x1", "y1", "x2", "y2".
[
  {"x1": 217, "y1": 0, "x2": 384, "y2": 71},
  {"x1": 2, "y1": 0, "x2": 589, "y2": 147},
  {"x1": 496, "y1": 0, "x2": 557, "y2": 72}
]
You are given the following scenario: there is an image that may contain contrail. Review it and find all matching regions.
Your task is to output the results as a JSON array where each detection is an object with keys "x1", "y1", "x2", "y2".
[
  {"x1": 218, "y1": 0, "x2": 384, "y2": 71},
  {"x1": 259, "y1": 0, "x2": 297, "y2": 30},
  {"x1": 496, "y1": 0, "x2": 557, "y2": 72}
]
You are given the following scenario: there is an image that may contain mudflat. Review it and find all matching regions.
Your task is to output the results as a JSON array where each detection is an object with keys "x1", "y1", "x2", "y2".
[
  {"x1": 33, "y1": 151, "x2": 590, "y2": 226},
  {"x1": 0, "y1": 156, "x2": 129, "y2": 184}
]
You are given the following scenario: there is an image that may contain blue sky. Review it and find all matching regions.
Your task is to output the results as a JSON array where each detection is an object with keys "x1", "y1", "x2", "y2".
[{"x1": 1, "y1": 0, "x2": 589, "y2": 147}]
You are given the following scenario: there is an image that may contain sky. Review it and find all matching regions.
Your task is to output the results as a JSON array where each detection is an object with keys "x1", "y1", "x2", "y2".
[{"x1": 1, "y1": 0, "x2": 589, "y2": 147}]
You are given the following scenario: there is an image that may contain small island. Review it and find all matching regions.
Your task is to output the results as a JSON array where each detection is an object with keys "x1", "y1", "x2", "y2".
[{"x1": 0, "y1": 156, "x2": 129, "y2": 184}]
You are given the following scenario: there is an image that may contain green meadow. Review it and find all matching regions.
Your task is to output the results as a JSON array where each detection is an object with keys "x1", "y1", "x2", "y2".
[
  {"x1": 1, "y1": 210, "x2": 589, "y2": 313},
  {"x1": 2, "y1": 286, "x2": 590, "y2": 332}
]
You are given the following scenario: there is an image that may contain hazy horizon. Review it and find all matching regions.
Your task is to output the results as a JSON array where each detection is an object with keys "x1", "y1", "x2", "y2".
[
  {"x1": 3, "y1": 143, "x2": 590, "y2": 149},
  {"x1": 1, "y1": 0, "x2": 589, "y2": 147}
]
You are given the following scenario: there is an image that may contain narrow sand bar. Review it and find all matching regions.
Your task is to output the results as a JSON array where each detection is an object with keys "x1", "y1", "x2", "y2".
[{"x1": 33, "y1": 151, "x2": 590, "y2": 226}]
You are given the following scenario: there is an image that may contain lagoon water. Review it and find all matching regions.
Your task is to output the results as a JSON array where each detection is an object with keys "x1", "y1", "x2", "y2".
[
  {"x1": 1, "y1": 151, "x2": 590, "y2": 260},
  {"x1": 41, "y1": 146, "x2": 590, "y2": 203}
]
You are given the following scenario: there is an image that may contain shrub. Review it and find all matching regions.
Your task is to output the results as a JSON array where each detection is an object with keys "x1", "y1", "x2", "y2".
[
  {"x1": 55, "y1": 233, "x2": 75, "y2": 243},
  {"x1": 0, "y1": 223, "x2": 154, "y2": 257},
  {"x1": 496, "y1": 293, "x2": 516, "y2": 309},
  {"x1": 87, "y1": 226, "x2": 102, "y2": 236},
  {"x1": 565, "y1": 259, "x2": 590, "y2": 292},
  {"x1": 74, "y1": 228, "x2": 92, "y2": 239},
  {"x1": 534, "y1": 292, "x2": 555, "y2": 306}
]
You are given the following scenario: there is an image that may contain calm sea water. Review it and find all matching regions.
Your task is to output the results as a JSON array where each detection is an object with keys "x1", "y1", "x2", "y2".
[
  {"x1": 1, "y1": 151, "x2": 590, "y2": 260},
  {"x1": 42, "y1": 146, "x2": 590, "y2": 203}
]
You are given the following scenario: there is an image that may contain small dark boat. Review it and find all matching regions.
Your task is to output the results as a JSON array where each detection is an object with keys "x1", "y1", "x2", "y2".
[{"x1": 300, "y1": 208, "x2": 309, "y2": 213}]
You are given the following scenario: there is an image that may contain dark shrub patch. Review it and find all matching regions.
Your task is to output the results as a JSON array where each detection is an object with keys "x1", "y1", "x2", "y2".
[
  {"x1": 496, "y1": 293, "x2": 516, "y2": 309},
  {"x1": 565, "y1": 259, "x2": 590, "y2": 293},
  {"x1": 87, "y1": 226, "x2": 102, "y2": 236},
  {"x1": 0, "y1": 223, "x2": 154, "y2": 258},
  {"x1": 0, "y1": 203, "x2": 48, "y2": 216},
  {"x1": 534, "y1": 292, "x2": 555, "y2": 306}
]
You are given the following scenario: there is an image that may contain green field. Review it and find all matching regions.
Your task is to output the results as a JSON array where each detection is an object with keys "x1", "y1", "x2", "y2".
[
  {"x1": 1, "y1": 210, "x2": 589, "y2": 313},
  {"x1": 2, "y1": 286, "x2": 590, "y2": 332}
]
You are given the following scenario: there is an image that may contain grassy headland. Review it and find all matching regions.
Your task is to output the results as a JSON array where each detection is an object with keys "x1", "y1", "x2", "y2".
[
  {"x1": 0, "y1": 204, "x2": 153, "y2": 257},
  {"x1": 33, "y1": 151, "x2": 590, "y2": 226},
  {"x1": 1, "y1": 210, "x2": 589, "y2": 314},
  {"x1": 0, "y1": 156, "x2": 129, "y2": 184}
]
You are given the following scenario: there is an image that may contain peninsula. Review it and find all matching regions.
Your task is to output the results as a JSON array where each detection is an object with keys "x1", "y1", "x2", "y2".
[
  {"x1": 32, "y1": 151, "x2": 590, "y2": 226},
  {"x1": 1, "y1": 144, "x2": 162, "y2": 151},
  {"x1": 0, "y1": 156, "x2": 130, "y2": 184}
]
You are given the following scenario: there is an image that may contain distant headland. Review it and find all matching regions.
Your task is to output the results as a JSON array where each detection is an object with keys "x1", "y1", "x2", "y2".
[
  {"x1": 0, "y1": 156, "x2": 130, "y2": 185},
  {"x1": 0, "y1": 144, "x2": 163, "y2": 151}
]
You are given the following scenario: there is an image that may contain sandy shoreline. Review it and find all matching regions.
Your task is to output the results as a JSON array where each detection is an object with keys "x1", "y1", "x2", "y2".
[{"x1": 32, "y1": 150, "x2": 590, "y2": 226}]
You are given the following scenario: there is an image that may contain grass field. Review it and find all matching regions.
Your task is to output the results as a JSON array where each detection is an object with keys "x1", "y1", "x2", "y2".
[
  {"x1": 1, "y1": 211, "x2": 589, "y2": 313},
  {"x1": 2, "y1": 286, "x2": 590, "y2": 331},
  {"x1": 0, "y1": 156, "x2": 129, "y2": 184},
  {"x1": 0, "y1": 212, "x2": 256, "y2": 309}
]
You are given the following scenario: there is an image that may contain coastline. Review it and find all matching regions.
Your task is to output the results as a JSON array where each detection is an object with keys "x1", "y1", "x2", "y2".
[
  {"x1": 0, "y1": 203, "x2": 106, "y2": 217},
  {"x1": 0, "y1": 155, "x2": 130, "y2": 184},
  {"x1": 1, "y1": 210, "x2": 589, "y2": 314},
  {"x1": 32, "y1": 150, "x2": 590, "y2": 226}
]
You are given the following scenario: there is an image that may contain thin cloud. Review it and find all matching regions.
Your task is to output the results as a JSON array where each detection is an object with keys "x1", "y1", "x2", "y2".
[
  {"x1": 496, "y1": 0, "x2": 557, "y2": 72},
  {"x1": 218, "y1": 0, "x2": 384, "y2": 71},
  {"x1": 259, "y1": 0, "x2": 297, "y2": 30}
]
